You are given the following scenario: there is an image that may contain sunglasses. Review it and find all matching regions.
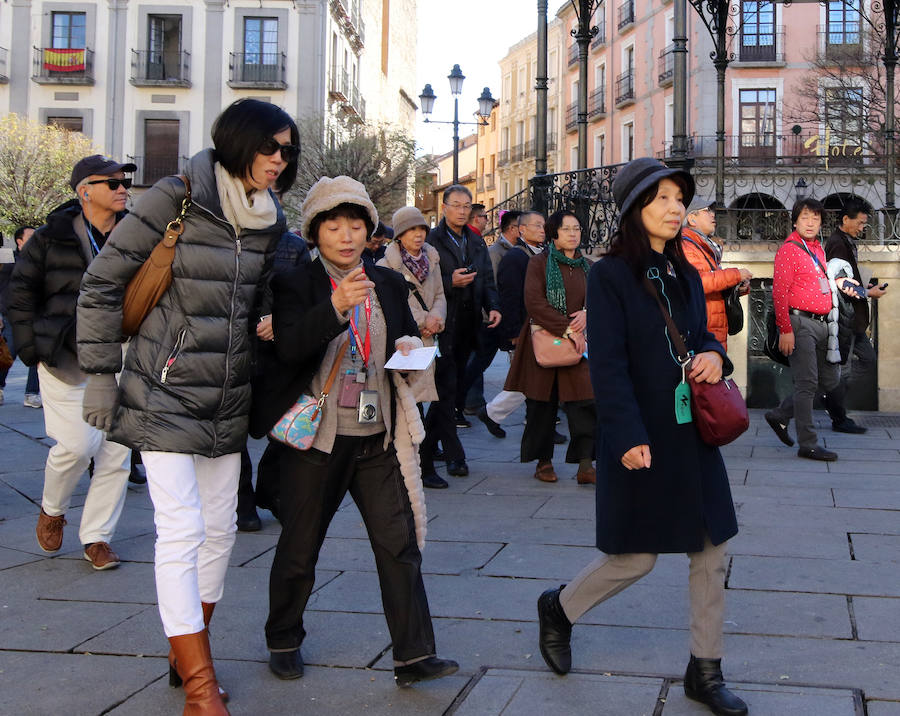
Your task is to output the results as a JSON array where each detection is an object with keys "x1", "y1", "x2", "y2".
[
  {"x1": 86, "y1": 177, "x2": 132, "y2": 190},
  {"x1": 258, "y1": 138, "x2": 300, "y2": 163}
]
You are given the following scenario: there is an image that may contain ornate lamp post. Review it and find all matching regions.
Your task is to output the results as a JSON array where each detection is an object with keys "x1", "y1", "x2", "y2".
[
  {"x1": 687, "y1": 0, "x2": 738, "y2": 207},
  {"x1": 569, "y1": 0, "x2": 603, "y2": 171},
  {"x1": 419, "y1": 66, "x2": 495, "y2": 185}
]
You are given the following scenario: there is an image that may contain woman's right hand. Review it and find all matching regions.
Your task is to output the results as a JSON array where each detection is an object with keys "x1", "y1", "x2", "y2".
[
  {"x1": 568, "y1": 331, "x2": 586, "y2": 355},
  {"x1": 423, "y1": 314, "x2": 442, "y2": 337},
  {"x1": 331, "y1": 267, "x2": 375, "y2": 315},
  {"x1": 621, "y1": 444, "x2": 651, "y2": 470}
]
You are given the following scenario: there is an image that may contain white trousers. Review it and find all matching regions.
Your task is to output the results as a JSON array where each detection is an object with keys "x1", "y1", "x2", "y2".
[
  {"x1": 142, "y1": 451, "x2": 240, "y2": 637},
  {"x1": 485, "y1": 390, "x2": 526, "y2": 424},
  {"x1": 38, "y1": 363, "x2": 131, "y2": 545},
  {"x1": 559, "y1": 537, "x2": 728, "y2": 658}
]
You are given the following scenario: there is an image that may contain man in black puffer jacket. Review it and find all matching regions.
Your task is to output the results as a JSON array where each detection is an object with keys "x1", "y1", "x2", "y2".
[{"x1": 9, "y1": 155, "x2": 136, "y2": 570}]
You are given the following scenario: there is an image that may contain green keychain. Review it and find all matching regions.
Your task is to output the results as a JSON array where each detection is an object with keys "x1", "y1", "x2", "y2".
[{"x1": 675, "y1": 360, "x2": 692, "y2": 424}]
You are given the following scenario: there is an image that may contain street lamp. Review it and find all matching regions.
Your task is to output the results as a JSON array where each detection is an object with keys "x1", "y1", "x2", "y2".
[{"x1": 419, "y1": 65, "x2": 494, "y2": 185}]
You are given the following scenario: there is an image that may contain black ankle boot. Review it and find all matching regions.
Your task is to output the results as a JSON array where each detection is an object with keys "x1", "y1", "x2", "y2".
[
  {"x1": 683, "y1": 655, "x2": 748, "y2": 716},
  {"x1": 537, "y1": 585, "x2": 572, "y2": 675},
  {"x1": 394, "y1": 656, "x2": 459, "y2": 687},
  {"x1": 269, "y1": 649, "x2": 304, "y2": 679}
]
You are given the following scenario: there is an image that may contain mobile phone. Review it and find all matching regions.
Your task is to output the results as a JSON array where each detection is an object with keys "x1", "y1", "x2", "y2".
[
  {"x1": 464, "y1": 264, "x2": 477, "y2": 274},
  {"x1": 880, "y1": 282, "x2": 889, "y2": 289},
  {"x1": 846, "y1": 282, "x2": 868, "y2": 299}
]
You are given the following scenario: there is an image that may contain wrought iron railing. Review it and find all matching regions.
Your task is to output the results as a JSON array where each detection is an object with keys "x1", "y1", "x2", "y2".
[
  {"x1": 568, "y1": 43, "x2": 579, "y2": 66},
  {"x1": 566, "y1": 102, "x2": 578, "y2": 132},
  {"x1": 588, "y1": 86, "x2": 606, "y2": 119},
  {"x1": 0, "y1": 47, "x2": 8, "y2": 82},
  {"x1": 330, "y1": 66, "x2": 349, "y2": 99},
  {"x1": 591, "y1": 22, "x2": 607, "y2": 48},
  {"x1": 131, "y1": 49, "x2": 190, "y2": 85},
  {"x1": 617, "y1": 0, "x2": 635, "y2": 30},
  {"x1": 656, "y1": 133, "x2": 880, "y2": 168},
  {"x1": 738, "y1": 26, "x2": 785, "y2": 63},
  {"x1": 228, "y1": 52, "x2": 286, "y2": 86},
  {"x1": 32, "y1": 47, "x2": 94, "y2": 83},
  {"x1": 615, "y1": 70, "x2": 634, "y2": 106},
  {"x1": 658, "y1": 44, "x2": 674, "y2": 85},
  {"x1": 816, "y1": 24, "x2": 865, "y2": 62},
  {"x1": 498, "y1": 148, "x2": 510, "y2": 167}
]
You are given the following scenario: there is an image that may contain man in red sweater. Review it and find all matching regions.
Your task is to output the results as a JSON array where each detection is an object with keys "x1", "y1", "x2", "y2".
[{"x1": 765, "y1": 198, "x2": 842, "y2": 461}]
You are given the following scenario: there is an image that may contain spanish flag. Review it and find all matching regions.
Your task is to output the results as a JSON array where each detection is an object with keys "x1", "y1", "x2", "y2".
[{"x1": 43, "y1": 48, "x2": 85, "y2": 72}]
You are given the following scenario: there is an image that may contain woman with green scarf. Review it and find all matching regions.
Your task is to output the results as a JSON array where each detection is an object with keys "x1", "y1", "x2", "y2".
[{"x1": 504, "y1": 210, "x2": 597, "y2": 484}]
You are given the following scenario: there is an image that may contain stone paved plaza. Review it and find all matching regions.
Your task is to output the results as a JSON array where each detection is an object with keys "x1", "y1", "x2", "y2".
[{"x1": 1, "y1": 357, "x2": 899, "y2": 716}]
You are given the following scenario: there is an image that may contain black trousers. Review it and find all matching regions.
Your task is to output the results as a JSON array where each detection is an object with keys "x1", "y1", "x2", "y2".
[
  {"x1": 420, "y1": 308, "x2": 480, "y2": 469},
  {"x1": 521, "y1": 378, "x2": 596, "y2": 463},
  {"x1": 265, "y1": 433, "x2": 435, "y2": 663},
  {"x1": 462, "y1": 323, "x2": 500, "y2": 410}
]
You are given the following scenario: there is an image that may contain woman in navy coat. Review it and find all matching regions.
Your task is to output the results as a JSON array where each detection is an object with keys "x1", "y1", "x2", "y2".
[{"x1": 536, "y1": 159, "x2": 747, "y2": 716}]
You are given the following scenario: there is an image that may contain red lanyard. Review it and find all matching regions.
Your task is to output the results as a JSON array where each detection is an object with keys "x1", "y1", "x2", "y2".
[{"x1": 329, "y1": 277, "x2": 371, "y2": 367}]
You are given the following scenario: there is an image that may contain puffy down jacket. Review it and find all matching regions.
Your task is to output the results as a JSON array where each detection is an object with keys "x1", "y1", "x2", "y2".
[{"x1": 77, "y1": 149, "x2": 284, "y2": 457}]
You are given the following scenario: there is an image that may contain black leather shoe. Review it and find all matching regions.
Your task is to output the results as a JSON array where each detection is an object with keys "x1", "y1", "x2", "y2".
[
  {"x1": 798, "y1": 445, "x2": 838, "y2": 461},
  {"x1": 765, "y1": 412, "x2": 794, "y2": 447},
  {"x1": 433, "y1": 447, "x2": 444, "y2": 460},
  {"x1": 477, "y1": 407, "x2": 506, "y2": 438},
  {"x1": 236, "y1": 495, "x2": 262, "y2": 532},
  {"x1": 447, "y1": 460, "x2": 469, "y2": 477},
  {"x1": 422, "y1": 472, "x2": 449, "y2": 489},
  {"x1": 269, "y1": 649, "x2": 304, "y2": 680},
  {"x1": 394, "y1": 656, "x2": 459, "y2": 687},
  {"x1": 537, "y1": 585, "x2": 572, "y2": 675},
  {"x1": 553, "y1": 430, "x2": 567, "y2": 445},
  {"x1": 455, "y1": 410, "x2": 472, "y2": 428},
  {"x1": 128, "y1": 464, "x2": 147, "y2": 485},
  {"x1": 832, "y1": 418, "x2": 867, "y2": 434},
  {"x1": 683, "y1": 655, "x2": 748, "y2": 716}
]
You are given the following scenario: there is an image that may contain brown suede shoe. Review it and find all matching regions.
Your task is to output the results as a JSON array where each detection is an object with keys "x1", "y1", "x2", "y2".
[
  {"x1": 534, "y1": 462, "x2": 558, "y2": 483},
  {"x1": 36, "y1": 509, "x2": 66, "y2": 553},
  {"x1": 576, "y1": 468, "x2": 596, "y2": 485},
  {"x1": 83, "y1": 541, "x2": 121, "y2": 570}
]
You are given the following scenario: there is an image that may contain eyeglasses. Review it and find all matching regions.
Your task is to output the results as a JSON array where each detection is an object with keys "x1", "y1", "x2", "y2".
[
  {"x1": 258, "y1": 138, "x2": 300, "y2": 163},
  {"x1": 444, "y1": 202, "x2": 472, "y2": 211},
  {"x1": 86, "y1": 178, "x2": 132, "y2": 190}
]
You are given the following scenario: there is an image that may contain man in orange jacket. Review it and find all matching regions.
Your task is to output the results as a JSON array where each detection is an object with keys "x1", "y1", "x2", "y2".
[{"x1": 681, "y1": 197, "x2": 752, "y2": 350}]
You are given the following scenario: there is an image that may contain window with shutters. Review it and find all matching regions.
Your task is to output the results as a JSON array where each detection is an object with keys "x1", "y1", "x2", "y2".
[
  {"x1": 47, "y1": 116, "x2": 84, "y2": 133},
  {"x1": 143, "y1": 119, "x2": 180, "y2": 185}
]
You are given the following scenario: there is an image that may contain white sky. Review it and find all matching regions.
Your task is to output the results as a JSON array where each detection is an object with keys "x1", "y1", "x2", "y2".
[{"x1": 415, "y1": 2, "x2": 545, "y2": 156}]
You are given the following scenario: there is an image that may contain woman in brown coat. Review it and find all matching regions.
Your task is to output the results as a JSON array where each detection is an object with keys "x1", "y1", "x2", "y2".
[{"x1": 505, "y1": 210, "x2": 596, "y2": 484}]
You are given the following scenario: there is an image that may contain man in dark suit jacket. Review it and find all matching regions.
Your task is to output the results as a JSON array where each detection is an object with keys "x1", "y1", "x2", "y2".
[
  {"x1": 422, "y1": 185, "x2": 500, "y2": 477},
  {"x1": 823, "y1": 201, "x2": 885, "y2": 432}
]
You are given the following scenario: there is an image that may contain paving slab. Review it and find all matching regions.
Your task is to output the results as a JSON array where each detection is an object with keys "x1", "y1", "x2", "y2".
[
  {"x1": 834, "y1": 489, "x2": 900, "y2": 510},
  {"x1": 729, "y1": 524, "x2": 851, "y2": 559},
  {"x1": 455, "y1": 669, "x2": 663, "y2": 716},
  {"x1": 850, "y1": 533, "x2": 900, "y2": 562},
  {"x1": 107, "y1": 659, "x2": 469, "y2": 716},
  {"x1": 0, "y1": 650, "x2": 167, "y2": 716},
  {"x1": 868, "y1": 702, "x2": 900, "y2": 716},
  {"x1": 852, "y1": 596, "x2": 900, "y2": 643},
  {"x1": 736, "y1": 502, "x2": 900, "y2": 534},
  {"x1": 745, "y1": 470, "x2": 900, "y2": 491},
  {"x1": 661, "y1": 682, "x2": 858, "y2": 715},
  {"x1": 425, "y1": 513, "x2": 597, "y2": 546},
  {"x1": 730, "y1": 555, "x2": 900, "y2": 597}
]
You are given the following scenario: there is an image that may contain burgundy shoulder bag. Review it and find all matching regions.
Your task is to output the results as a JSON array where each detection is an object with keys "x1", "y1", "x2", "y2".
[{"x1": 642, "y1": 276, "x2": 749, "y2": 446}]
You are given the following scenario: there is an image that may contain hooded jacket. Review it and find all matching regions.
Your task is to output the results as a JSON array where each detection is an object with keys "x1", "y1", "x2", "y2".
[{"x1": 77, "y1": 149, "x2": 284, "y2": 457}]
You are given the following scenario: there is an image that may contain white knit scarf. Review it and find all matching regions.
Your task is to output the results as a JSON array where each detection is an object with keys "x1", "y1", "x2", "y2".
[{"x1": 214, "y1": 161, "x2": 277, "y2": 236}]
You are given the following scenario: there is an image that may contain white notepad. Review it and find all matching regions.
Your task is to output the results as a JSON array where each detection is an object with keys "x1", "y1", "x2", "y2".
[{"x1": 385, "y1": 346, "x2": 438, "y2": 371}]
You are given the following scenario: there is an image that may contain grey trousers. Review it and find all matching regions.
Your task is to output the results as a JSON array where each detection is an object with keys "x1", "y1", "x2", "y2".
[
  {"x1": 558, "y1": 537, "x2": 728, "y2": 658},
  {"x1": 770, "y1": 314, "x2": 841, "y2": 449}
]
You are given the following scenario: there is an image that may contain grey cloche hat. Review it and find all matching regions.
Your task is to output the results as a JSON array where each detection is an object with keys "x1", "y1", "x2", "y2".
[
  {"x1": 391, "y1": 207, "x2": 429, "y2": 240},
  {"x1": 612, "y1": 158, "x2": 695, "y2": 224},
  {"x1": 300, "y1": 176, "x2": 379, "y2": 241}
]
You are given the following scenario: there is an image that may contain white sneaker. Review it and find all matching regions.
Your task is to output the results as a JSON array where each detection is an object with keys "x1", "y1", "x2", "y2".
[
  {"x1": 0, "y1": 388, "x2": 4, "y2": 405},
  {"x1": 23, "y1": 393, "x2": 42, "y2": 408}
]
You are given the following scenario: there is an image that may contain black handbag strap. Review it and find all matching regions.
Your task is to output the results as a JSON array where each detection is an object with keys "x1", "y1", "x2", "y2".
[
  {"x1": 405, "y1": 281, "x2": 430, "y2": 312},
  {"x1": 642, "y1": 276, "x2": 691, "y2": 364},
  {"x1": 682, "y1": 235, "x2": 717, "y2": 271}
]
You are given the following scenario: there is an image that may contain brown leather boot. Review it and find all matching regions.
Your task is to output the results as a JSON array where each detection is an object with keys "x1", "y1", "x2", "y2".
[
  {"x1": 169, "y1": 604, "x2": 228, "y2": 703},
  {"x1": 168, "y1": 631, "x2": 229, "y2": 716}
]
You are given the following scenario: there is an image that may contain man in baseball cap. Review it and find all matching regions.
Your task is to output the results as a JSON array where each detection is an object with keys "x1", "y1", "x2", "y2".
[{"x1": 8, "y1": 153, "x2": 135, "y2": 570}]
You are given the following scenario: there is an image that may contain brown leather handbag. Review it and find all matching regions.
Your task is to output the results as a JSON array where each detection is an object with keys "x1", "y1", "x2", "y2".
[
  {"x1": 0, "y1": 335, "x2": 13, "y2": 373},
  {"x1": 642, "y1": 276, "x2": 749, "y2": 446},
  {"x1": 530, "y1": 323, "x2": 583, "y2": 368},
  {"x1": 121, "y1": 175, "x2": 191, "y2": 336}
]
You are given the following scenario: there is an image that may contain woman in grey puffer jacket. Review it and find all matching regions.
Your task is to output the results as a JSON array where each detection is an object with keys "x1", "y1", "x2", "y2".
[{"x1": 77, "y1": 99, "x2": 296, "y2": 716}]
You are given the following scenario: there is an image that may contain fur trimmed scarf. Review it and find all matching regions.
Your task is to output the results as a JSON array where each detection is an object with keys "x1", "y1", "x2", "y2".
[
  {"x1": 390, "y1": 370, "x2": 427, "y2": 550},
  {"x1": 824, "y1": 257, "x2": 856, "y2": 364}
]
